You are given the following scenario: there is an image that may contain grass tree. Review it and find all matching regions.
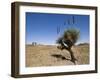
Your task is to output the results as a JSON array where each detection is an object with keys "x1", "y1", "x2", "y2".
[{"x1": 56, "y1": 28, "x2": 80, "y2": 64}]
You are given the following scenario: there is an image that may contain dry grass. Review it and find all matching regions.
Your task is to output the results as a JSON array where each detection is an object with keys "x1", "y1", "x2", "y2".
[{"x1": 26, "y1": 44, "x2": 89, "y2": 67}]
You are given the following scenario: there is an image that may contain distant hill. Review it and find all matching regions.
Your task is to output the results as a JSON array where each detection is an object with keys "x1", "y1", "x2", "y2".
[{"x1": 77, "y1": 43, "x2": 89, "y2": 46}]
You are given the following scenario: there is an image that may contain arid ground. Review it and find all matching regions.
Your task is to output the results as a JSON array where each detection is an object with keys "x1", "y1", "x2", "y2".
[{"x1": 26, "y1": 44, "x2": 89, "y2": 67}]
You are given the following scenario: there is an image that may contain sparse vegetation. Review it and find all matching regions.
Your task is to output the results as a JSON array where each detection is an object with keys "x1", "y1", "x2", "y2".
[{"x1": 26, "y1": 44, "x2": 89, "y2": 67}]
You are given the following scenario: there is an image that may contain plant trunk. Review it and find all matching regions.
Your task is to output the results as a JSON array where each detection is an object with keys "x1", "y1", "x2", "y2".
[{"x1": 67, "y1": 48, "x2": 76, "y2": 64}]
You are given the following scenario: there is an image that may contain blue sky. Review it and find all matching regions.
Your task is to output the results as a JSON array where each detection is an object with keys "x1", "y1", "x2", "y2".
[{"x1": 26, "y1": 12, "x2": 89, "y2": 45}]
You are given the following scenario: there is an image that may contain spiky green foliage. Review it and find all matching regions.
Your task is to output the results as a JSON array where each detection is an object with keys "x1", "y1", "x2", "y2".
[
  {"x1": 56, "y1": 37, "x2": 63, "y2": 44},
  {"x1": 56, "y1": 28, "x2": 80, "y2": 46},
  {"x1": 63, "y1": 28, "x2": 80, "y2": 44}
]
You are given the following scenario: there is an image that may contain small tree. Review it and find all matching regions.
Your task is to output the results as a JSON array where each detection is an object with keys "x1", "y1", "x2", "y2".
[{"x1": 56, "y1": 28, "x2": 80, "y2": 64}]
